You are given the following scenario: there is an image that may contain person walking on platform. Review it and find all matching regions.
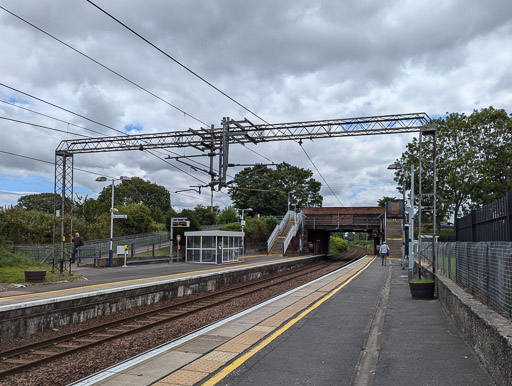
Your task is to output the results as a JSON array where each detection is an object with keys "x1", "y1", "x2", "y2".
[
  {"x1": 71, "y1": 232, "x2": 84, "y2": 264},
  {"x1": 379, "y1": 241, "x2": 389, "y2": 266}
]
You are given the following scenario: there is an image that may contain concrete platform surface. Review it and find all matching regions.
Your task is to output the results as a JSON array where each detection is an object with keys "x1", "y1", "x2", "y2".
[{"x1": 78, "y1": 257, "x2": 492, "y2": 386}]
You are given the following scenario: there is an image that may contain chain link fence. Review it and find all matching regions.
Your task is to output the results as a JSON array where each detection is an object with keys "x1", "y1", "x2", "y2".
[{"x1": 424, "y1": 241, "x2": 512, "y2": 321}]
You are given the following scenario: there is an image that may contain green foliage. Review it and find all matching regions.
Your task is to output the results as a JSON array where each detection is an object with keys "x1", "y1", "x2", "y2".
[
  {"x1": 16, "y1": 193, "x2": 60, "y2": 213},
  {"x1": 217, "y1": 206, "x2": 238, "y2": 224},
  {"x1": 228, "y1": 162, "x2": 323, "y2": 216},
  {"x1": 395, "y1": 106, "x2": 512, "y2": 223},
  {"x1": 116, "y1": 204, "x2": 158, "y2": 235},
  {"x1": 193, "y1": 205, "x2": 218, "y2": 226},
  {"x1": 96, "y1": 177, "x2": 170, "y2": 221},
  {"x1": 219, "y1": 217, "x2": 270, "y2": 243},
  {"x1": 0, "y1": 248, "x2": 39, "y2": 267},
  {"x1": 377, "y1": 196, "x2": 396, "y2": 207},
  {"x1": 329, "y1": 236, "x2": 348, "y2": 257},
  {"x1": 264, "y1": 216, "x2": 278, "y2": 233},
  {"x1": 0, "y1": 208, "x2": 54, "y2": 245}
]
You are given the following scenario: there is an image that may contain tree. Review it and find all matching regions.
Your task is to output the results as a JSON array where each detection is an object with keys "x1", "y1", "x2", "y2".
[
  {"x1": 394, "y1": 106, "x2": 512, "y2": 222},
  {"x1": 96, "y1": 177, "x2": 170, "y2": 221},
  {"x1": 377, "y1": 196, "x2": 396, "y2": 208},
  {"x1": 228, "y1": 162, "x2": 322, "y2": 216},
  {"x1": 217, "y1": 206, "x2": 238, "y2": 224},
  {"x1": 17, "y1": 193, "x2": 72, "y2": 214},
  {"x1": 116, "y1": 204, "x2": 157, "y2": 235},
  {"x1": 193, "y1": 205, "x2": 218, "y2": 226}
]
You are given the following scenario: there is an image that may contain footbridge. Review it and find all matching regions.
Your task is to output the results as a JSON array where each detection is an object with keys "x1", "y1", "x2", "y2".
[
  {"x1": 302, "y1": 207, "x2": 384, "y2": 255},
  {"x1": 267, "y1": 207, "x2": 388, "y2": 256}
]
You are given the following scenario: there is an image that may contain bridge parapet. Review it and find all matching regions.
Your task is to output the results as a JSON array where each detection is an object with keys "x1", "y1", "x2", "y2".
[{"x1": 302, "y1": 207, "x2": 384, "y2": 231}]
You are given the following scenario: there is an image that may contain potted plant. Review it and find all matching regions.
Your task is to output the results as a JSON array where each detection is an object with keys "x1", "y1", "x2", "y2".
[{"x1": 409, "y1": 279, "x2": 435, "y2": 299}]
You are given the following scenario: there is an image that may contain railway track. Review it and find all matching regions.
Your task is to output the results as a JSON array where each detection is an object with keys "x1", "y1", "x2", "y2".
[{"x1": 0, "y1": 248, "x2": 368, "y2": 379}]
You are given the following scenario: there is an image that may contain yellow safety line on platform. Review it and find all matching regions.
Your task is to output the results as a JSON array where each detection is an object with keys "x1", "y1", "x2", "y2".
[
  {"x1": 0, "y1": 255, "x2": 313, "y2": 303},
  {"x1": 203, "y1": 256, "x2": 377, "y2": 386}
]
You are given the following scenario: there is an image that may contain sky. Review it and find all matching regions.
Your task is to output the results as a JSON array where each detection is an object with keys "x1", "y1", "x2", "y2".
[{"x1": 0, "y1": 0, "x2": 511, "y2": 211}]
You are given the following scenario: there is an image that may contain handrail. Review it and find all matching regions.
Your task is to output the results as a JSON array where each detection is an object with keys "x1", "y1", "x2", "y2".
[
  {"x1": 282, "y1": 222, "x2": 298, "y2": 255},
  {"x1": 266, "y1": 210, "x2": 293, "y2": 253},
  {"x1": 283, "y1": 211, "x2": 304, "y2": 255}
]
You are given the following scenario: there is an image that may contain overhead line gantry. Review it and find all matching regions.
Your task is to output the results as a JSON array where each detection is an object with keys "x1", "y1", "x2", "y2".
[{"x1": 54, "y1": 112, "x2": 432, "y2": 272}]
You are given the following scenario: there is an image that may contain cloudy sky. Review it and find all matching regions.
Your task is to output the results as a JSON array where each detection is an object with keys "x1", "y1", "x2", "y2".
[{"x1": 0, "y1": 0, "x2": 511, "y2": 211}]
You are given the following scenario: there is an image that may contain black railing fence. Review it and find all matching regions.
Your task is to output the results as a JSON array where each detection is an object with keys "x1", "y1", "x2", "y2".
[{"x1": 456, "y1": 192, "x2": 512, "y2": 242}]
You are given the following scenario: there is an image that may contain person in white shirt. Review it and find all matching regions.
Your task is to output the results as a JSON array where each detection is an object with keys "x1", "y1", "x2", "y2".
[{"x1": 379, "y1": 241, "x2": 389, "y2": 266}]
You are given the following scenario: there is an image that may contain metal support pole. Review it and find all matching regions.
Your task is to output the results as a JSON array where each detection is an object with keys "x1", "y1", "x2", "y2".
[
  {"x1": 109, "y1": 179, "x2": 114, "y2": 267},
  {"x1": 418, "y1": 130, "x2": 423, "y2": 279},
  {"x1": 169, "y1": 223, "x2": 174, "y2": 263},
  {"x1": 408, "y1": 165, "x2": 415, "y2": 280},
  {"x1": 432, "y1": 131, "x2": 437, "y2": 274},
  {"x1": 401, "y1": 167, "x2": 406, "y2": 269}
]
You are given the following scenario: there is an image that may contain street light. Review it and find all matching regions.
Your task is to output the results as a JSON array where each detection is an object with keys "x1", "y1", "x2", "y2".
[
  {"x1": 287, "y1": 190, "x2": 295, "y2": 212},
  {"x1": 96, "y1": 175, "x2": 131, "y2": 267},
  {"x1": 240, "y1": 208, "x2": 252, "y2": 256},
  {"x1": 387, "y1": 162, "x2": 407, "y2": 269}
]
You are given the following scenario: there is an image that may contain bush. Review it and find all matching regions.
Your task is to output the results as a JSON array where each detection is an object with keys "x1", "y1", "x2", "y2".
[
  {"x1": 264, "y1": 216, "x2": 278, "y2": 233},
  {"x1": 329, "y1": 236, "x2": 348, "y2": 258},
  {"x1": 0, "y1": 248, "x2": 40, "y2": 267},
  {"x1": 219, "y1": 217, "x2": 270, "y2": 243}
]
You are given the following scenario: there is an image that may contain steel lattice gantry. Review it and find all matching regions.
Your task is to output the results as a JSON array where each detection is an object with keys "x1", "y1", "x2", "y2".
[{"x1": 53, "y1": 112, "x2": 432, "y2": 271}]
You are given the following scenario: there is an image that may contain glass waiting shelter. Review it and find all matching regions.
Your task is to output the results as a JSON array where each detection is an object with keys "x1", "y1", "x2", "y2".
[{"x1": 185, "y1": 230, "x2": 244, "y2": 264}]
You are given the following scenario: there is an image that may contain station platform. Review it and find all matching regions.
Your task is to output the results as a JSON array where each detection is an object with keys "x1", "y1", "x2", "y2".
[
  {"x1": 0, "y1": 254, "x2": 304, "y2": 306},
  {"x1": 75, "y1": 256, "x2": 492, "y2": 386}
]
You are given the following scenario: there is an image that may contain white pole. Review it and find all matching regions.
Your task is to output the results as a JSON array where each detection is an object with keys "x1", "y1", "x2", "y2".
[
  {"x1": 109, "y1": 179, "x2": 114, "y2": 267},
  {"x1": 122, "y1": 246, "x2": 128, "y2": 267},
  {"x1": 408, "y1": 165, "x2": 415, "y2": 280}
]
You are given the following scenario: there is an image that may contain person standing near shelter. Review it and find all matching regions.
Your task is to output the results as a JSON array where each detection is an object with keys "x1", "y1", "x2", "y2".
[
  {"x1": 379, "y1": 241, "x2": 389, "y2": 266},
  {"x1": 71, "y1": 232, "x2": 84, "y2": 263}
]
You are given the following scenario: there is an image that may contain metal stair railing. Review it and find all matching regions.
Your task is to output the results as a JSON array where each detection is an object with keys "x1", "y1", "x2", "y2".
[
  {"x1": 267, "y1": 210, "x2": 293, "y2": 254},
  {"x1": 282, "y1": 211, "x2": 301, "y2": 255}
]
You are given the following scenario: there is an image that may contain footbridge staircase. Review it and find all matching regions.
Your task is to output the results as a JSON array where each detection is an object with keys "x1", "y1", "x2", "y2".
[{"x1": 267, "y1": 210, "x2": 304, "y2": 256}]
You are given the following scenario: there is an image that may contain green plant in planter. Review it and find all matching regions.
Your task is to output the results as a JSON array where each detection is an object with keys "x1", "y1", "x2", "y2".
[
  {"x1": 409, "y1": 279, "x2": 435, "y2": 299},
  {"x1": 409, "y1": 279, "x2": 434, "y2": 284}
]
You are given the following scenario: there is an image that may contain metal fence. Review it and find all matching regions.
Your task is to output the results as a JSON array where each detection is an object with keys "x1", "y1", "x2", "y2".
[
  {"x1": 456, "y1": 192, "x2": 512, "y2": 242},
  {"x1": 424, "y1": 241, "x2": 512, "y2": 321},
  {"x1": 12, "y1": 231, "x2": 170, "y2": 263}
]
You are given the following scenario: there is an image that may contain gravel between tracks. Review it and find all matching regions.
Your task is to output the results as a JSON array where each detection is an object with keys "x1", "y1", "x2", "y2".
[{"x1": 0, "y1": 256, "x2": 363, "y2": 385}]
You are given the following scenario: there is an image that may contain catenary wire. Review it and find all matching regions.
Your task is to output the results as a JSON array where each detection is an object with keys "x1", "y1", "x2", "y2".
[
  {"x1": 0, "y1": 5, "x2": 209, "y2": 128},
  {"x1": 85, "y1": 1, "x2": 341, "y2": 204},
  {"x1": 0, "y1": 4, "x2": 270, "y2": 175},
  {"x1": 0, "y1": 99, "x2": 109, "y2": 137},
  {"x1": 84, "y1": 0, "x2": 276, "y2": 165},
  {"x1": 0, "y1": 116, "x2": 90, "y2": 138},
  {"x1": 0, "y1": 149, "x2": 114, "y2": 178},
  {"x1": 0, "y1": 83, "x2": 211, "y2": 184},
  {"x1": 0, "y1": 97, "x2": 224, "y2": 175},
  {"x1": 299, "y1": 142, "x2": 344, "y2": 207}
]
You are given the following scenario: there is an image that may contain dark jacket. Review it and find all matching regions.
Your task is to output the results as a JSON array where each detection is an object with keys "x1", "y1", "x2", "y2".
[{"x1": 73, "y1": 236, "x2": 84, "y2": 249}]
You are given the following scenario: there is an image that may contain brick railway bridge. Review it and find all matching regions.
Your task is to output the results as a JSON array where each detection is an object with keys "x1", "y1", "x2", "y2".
[{"x1": 267, "y1": 207, "x2": 404, "y2": 257}]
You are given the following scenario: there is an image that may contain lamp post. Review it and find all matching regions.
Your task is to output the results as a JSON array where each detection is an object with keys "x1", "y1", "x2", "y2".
[
  {"x1": 96, "y1": 176, "x2": 131, "y2": 267},
  {"x1": 240, "y1": 208, "x2": 252, "y2": 256},
  {"x1": 387, "y1": 162, "x2": 407, "y2": 269}
]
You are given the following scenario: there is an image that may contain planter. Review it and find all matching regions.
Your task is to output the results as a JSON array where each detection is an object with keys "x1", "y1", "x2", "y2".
[
  {"x1": 409, "y1": 280, "x2": 435, "y2": 299},
  {"x1": 24, "y1": 270, "x2": 47, "y2": 283}
]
